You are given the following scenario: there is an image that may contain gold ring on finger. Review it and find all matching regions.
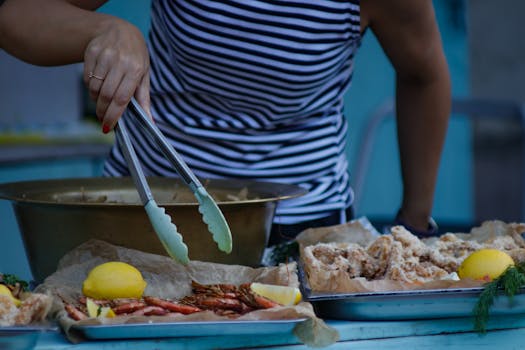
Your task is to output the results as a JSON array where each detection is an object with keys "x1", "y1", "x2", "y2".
[{"x1": 88, "y1": 72, "x2": 105, "y2": 81}]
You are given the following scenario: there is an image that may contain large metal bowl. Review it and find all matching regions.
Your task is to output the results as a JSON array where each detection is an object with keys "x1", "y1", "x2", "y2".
[{"x1": 0, "y1": 177, "x2": 306, "y2": 282}]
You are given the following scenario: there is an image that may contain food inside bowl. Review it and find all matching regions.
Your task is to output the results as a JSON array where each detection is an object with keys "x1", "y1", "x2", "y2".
[{"x1": 51, "y1": 183, "x2": 257, "y2": 205}]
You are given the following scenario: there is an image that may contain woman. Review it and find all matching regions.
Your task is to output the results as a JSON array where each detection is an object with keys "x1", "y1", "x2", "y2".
[{"x1": 0, "y1": 0, "x2": 450, "y2": 243}]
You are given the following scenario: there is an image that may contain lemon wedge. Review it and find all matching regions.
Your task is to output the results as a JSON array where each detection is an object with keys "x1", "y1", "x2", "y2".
[
  {"x1": 86, "y1": 298, "x2": 115, "y2": 318},
  {"x1": 86, "y1": 298, "x2": 100, "y2": 318},
  {"x1": 250, "y1": 282, "x2": 302, "y2": 306},
  {"x1": 99, "y1": 306, "x2": 116, "y2": 318},
  {"x1": 0, "y1": 284, "x2": 21, "y2": 307}
]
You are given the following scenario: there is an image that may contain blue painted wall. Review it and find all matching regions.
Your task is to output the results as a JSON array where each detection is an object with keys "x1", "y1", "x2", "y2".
[{"x1": 98, "y1": 1, "x2": 152, "y2": 36}]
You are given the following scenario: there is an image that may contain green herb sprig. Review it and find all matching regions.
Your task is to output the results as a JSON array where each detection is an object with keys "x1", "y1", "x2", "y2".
[
  {"x1": 269, "y1": 241, "x2": 299, "y2": 265},
  {"x1": 0, "y1": 273, "x2": 29, "y2": 291},
  {"x1": 473, "y1": 261, "x2": 525, "y2": 333}
]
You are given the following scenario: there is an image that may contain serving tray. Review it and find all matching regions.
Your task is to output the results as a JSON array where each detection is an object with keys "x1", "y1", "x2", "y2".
[
  {"x1": 297, "y1": 262, "x2": 525, "y2": 321},
  {"x1": 71, "y1": 319, "x2": 307, "y2": 340},
  {"x1": 306, "y1": 287, "x2": 525, "y2": 320},
  {"x1": 0, "y1": 324, "x2": 59, "y2": 350}
]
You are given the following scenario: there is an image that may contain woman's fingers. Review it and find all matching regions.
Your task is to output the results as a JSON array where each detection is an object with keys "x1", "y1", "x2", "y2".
[
  {"x1": 83, "y1": 54, "x2": 96, "y2": 86},
  {"x1": 87, "y1": 70, "x2": 108, "y2": 112},
  {"x1": 84, "y1": 42, "x2": 108, "y2": 105},
  {"x1": 99, "y1": 68, "x2": 143, "y2": 132},
  {"x1": 135, "y1": 72, "x2": 152, "y2": 119},
  {"x1": 81, "y1": 18, "x2": 149, "y2": 131},
  {"x1": 95, "y1": 65, "x2": 124, "y2": 126}
]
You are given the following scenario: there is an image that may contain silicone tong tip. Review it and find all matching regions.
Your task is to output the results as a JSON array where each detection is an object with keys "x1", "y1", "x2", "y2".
[
  {"x1": 145, "y1": 201, "x2": 190, "y2": 265},
  {"x1": 194, "y1": 187, "x2": 233, "y2": 254}
]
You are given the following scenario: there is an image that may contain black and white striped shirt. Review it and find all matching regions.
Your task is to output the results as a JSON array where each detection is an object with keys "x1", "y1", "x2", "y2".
[{"x1": 104, "y1": 0, "x2": 362, "y2": 225}]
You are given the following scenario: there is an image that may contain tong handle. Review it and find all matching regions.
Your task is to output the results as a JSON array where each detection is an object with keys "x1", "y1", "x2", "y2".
[
  {"x1": 114, "y1": 120, "x2": 153, "y2": 205},
  {"x1": 115, "y1": 118, "x2": 190, "y2": 264},
  {"x1": 126, "y1": 98, "x2": 232, "y2": 254},
  {"x1": 129, "y1": 98, "x2": 202, "y2": 191}
]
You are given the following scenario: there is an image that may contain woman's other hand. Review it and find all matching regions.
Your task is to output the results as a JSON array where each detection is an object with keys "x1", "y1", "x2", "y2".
[{"x1": 83, "y1": 18, "x2": 150, "y2": 133}]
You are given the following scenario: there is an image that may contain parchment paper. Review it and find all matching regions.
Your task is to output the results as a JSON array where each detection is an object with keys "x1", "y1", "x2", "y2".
[
  {"x1": 36, "y1": 239, "x2": 338, "y2": 348},
  {"x1": 296, "y1": 217, "x2": 380, "y2": 250}
]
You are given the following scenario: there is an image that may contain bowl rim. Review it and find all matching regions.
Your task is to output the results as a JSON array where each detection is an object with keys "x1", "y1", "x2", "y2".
[{"x1": 0, "y1": 176, "x2": 308, "y2": 207}]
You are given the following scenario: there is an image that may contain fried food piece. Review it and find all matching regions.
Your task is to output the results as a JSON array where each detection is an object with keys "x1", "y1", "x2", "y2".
[
  {"x1": 306, "y1": 242, "x2": 376, "y2": 279},
  {"x1": 14, "y1": 294, "x2": 52, "y2": 325},
  {"x1": 483, "y1": 235, "x2": 522, "y2": 251},
  {"x1": 383, "y1": 232, "x2": 449, "y2": 284},
  {"x1": 0, "y1": 293, "x2": 52, "y2": 326},
  {"x1": 0, "y1": 295, "x2": 18, "y2": 326},
  {"x1": 427, "y1": 233, "x2": 482, "y2": 272},
  {"x1": 390, "y1": 226, "x2": 429, "y2": 258},
  {"x1": 366, "y1": 235, "x2": 394, "y2": 279},
  {"x1": 507, "y1": 248, "x2": 525, "y2": 264}
]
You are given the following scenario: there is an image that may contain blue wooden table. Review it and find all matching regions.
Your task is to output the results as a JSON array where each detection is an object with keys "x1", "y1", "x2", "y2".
[{"x1": 26, "y1": 315, "x2": 525, "y2": 350}]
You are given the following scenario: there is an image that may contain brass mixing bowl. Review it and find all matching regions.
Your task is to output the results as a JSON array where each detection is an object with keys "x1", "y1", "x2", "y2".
[{"x1": 0, "y1": 177, "x2": 306, "y2": 282}]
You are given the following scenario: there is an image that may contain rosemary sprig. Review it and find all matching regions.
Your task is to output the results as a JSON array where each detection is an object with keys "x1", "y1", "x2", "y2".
[{"x1": 473, "y1": 261, "x2": 525, "y2": 333}]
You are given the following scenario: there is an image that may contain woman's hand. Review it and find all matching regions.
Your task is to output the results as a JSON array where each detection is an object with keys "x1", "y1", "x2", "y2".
[
  {"x1": 0, "y1": 0, "x2": 150, "y2": 132},
  {"x1": 83, "y1": 18, "x2": 150, "y2": 133}
]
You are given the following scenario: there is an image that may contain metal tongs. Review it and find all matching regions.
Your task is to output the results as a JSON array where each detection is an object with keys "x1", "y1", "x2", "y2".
[{"x1": 114, "y1": 98, "x2": 232, "y2": 265}]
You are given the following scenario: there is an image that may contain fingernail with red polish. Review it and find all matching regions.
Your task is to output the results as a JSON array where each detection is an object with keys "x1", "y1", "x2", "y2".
[{"x1": 102, "y1": 124, "x2": 110, "y2": 134}]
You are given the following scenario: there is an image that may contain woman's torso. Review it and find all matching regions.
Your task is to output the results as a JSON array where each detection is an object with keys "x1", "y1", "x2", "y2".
[{"x1": 104, "y1": 0, "x2": 362, "y2": 224}]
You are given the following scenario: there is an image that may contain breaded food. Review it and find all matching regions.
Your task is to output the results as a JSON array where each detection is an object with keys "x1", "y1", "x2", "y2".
[
  {"x1": 0, "y1": 293, "x2": 52, "y2": 326},
  {"x1": 302, "y1": 221, "x2": 525, "y2": 288}
]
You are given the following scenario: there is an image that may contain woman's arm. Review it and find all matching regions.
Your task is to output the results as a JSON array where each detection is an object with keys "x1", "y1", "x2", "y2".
[
  {"x1": 0, "y1": 0, "x2": 150, "y2": 132},
  {"x1": 361, "y1": 0, "x2": 452, "y2": 231},
  {"x1": 0, "y1": 0, "x2": 110, "y2": 66}
]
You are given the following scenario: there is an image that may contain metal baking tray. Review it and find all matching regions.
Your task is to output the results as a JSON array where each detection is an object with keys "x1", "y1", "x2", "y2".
[
  {"x1": 0, "y1": 324, "x2": 59, "y2": 350},
  {"x1": 297, "y1": 261, "x2": 525, "y2": 321},
  {"x1": 71, "y1": 319, "x2": 307, "y2": 340}
]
